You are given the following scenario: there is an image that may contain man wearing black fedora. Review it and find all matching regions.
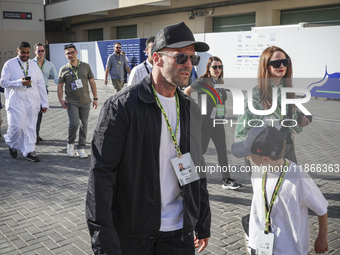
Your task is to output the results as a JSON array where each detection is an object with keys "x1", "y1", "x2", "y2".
[{"x1": 86, "y1": 22, "x2": 211, "y2": 254}]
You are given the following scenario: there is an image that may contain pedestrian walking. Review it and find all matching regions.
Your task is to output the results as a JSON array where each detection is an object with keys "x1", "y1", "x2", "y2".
[
  {"x1": 33, "y1": 42, "x2": 58, "y2": 144},
  {"x1": 104, "y1": 42, "x2": 131, "y2": 92},
  {"x1": 86, "y1": 22, "x2": 211, "y2": 255},
  {"x1": 57, "y1": 44, "x2": 98, "y2": 158},
  {"x1": 0, "y1": 41, "x2": 48, "y2": 162}
]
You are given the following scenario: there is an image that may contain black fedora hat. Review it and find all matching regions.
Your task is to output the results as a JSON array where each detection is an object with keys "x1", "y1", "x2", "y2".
[{"x1": 151, "y1": 22, "x2": 209, "y2": 54}]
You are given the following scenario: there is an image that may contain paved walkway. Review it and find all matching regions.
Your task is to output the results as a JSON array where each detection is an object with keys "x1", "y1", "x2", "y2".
[{"x1": 0, "y1": 80, "x2": 339, "y2": 254}]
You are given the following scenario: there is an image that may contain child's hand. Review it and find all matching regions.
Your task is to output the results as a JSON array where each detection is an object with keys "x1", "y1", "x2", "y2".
[{"x1": 314, "y1": 235, "x2": 328, "y2": 253}]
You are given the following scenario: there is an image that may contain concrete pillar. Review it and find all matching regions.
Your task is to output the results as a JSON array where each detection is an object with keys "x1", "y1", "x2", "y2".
[{"x1": 256, "y1": 8, "x2": 281, "y2": 27}]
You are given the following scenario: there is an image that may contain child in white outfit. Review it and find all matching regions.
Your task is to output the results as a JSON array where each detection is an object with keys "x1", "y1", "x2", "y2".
[{"x1": 231, "y1": 126, "x2": 328, "y2": 255}]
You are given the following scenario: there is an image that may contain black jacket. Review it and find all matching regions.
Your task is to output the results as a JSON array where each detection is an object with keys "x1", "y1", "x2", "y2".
[{"x1": 86, "y1": 74, "x2": 211, "y2": 254}]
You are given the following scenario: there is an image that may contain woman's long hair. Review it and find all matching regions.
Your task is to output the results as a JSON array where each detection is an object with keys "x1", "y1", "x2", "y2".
[
  {"x1": 201, "y1": 56, "x2": 224, "y2": 79},
  {"x1": 258, "y1": 46, "x2": 293, "y2": 110}
]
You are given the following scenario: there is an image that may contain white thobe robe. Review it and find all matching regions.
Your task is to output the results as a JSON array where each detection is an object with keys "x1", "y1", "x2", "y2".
[{"x1": 0, "y1": 57, "x2": 48, "y2": 156}]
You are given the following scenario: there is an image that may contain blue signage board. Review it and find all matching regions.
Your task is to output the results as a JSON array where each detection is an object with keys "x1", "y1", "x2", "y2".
[
  {"x1": 97, "y1": 38, "x2": 147, "y2": 71},
  {"x1": 308, "y1": 67, "x2": 340, "y2": 99}
]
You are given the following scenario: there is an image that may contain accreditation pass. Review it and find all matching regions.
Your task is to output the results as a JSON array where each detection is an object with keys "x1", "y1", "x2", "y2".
[
  {"x1": 256, "y1": 231, "x2": 274, "y2": 255},
  {"x1": 171, "y1": 152, "x2": 200, "y2": 186}
]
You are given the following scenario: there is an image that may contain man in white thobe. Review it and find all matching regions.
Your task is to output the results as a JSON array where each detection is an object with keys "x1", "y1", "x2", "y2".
[{"x1": 0, "y1": 41, "x2": 48, "y2": 162}]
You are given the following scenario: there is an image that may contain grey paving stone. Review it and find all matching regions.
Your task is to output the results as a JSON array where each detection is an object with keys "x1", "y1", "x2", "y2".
[
  {"x1": 34, "y1": 245, "x2": 52, "y2": 255},
  {"x1": 19, "y1": 242, "x2": 43, "y2": 254},
  {"x1": 0, "y1": 241, "x2": 12, "y2": 250},
  {"x1": 62, "y1": 246, "x2": 87, "y2": 255},
  {"x1": 0, "y1": 82, "x2": 339, "y2": 254},
  {"x1": 6, "y1": 250, "x2": 24, "y2": 255},
  {"x1": 0, "y1": 246, "x2": 18, "y2": 253},
  {"x1": 18, "y1": 231, "x2": 36, "y2": 242}
]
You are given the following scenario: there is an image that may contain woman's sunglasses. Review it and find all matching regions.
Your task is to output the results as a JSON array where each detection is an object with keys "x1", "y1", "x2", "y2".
[
  {"x1": 267, "y1": 58, "x2": 290, "y2": 68},
  {"x1": 210, "y1": 65, "x2": 223, "y2": 70},
  {"x1": 158, "y1": 52, "x2": 200, "y2": 66}
]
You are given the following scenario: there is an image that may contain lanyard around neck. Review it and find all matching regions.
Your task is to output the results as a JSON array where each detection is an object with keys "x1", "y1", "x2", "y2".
[
  {"x1": 17, "y1": 59, "x2": 29, "y2": 77},
  {"x1": 152, "y1": 85, "x2": 182, "y2": 158},
  {"x1": 69, "y1": 61, "x2": 80, "y2": 80},
  {"x1": 37, "y1": 59, "x2": 45, "y2": 72},
  {"x1": 144, "y1": 61, "x2": 150, "y2": 74},
  {"x1": 262, "y1": 159, "x2": 289, "y2": 233}
]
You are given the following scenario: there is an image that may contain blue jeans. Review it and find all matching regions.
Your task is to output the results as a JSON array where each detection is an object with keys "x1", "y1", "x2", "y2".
[{"x1": 66, "y1": 102, "x2": 90, "y2": 149}]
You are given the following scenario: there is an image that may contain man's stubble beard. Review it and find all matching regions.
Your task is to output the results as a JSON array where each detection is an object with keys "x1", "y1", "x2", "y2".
[
  {"x1": 162, "y1": 60, "x2": 190, "y2": 89},
  {"x1": 19, "y1": 54, "x2": 29, "y2": 62}
]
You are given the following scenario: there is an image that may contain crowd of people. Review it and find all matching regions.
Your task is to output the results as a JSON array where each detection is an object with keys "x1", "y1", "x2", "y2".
[{"x1": 0, "y1": 21, "x2": 328, "y2": 255}]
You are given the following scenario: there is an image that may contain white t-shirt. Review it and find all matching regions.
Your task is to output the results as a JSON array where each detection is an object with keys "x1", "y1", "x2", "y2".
[
  {"x1": 127, "y1": 59, "x2": 152, "y2": 86},
  {"x1": 157, "y1": 92, "x2": 183, "y2": 232},
  {"x1": 249, "y1": 161, "x2": 328, "y2": 255}
]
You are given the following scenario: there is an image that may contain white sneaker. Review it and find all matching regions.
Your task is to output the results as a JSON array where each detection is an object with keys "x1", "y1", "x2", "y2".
[
  {"x1": 78, "y1": 148, "x2": 88, "y2": 158},
  {"x1": 67, "y1": 143, "x2": 77, "y2": 157}
]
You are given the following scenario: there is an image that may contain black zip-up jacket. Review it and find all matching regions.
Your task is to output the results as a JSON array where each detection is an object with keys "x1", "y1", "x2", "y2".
[{"x1": 86, "y1": 75, "x2": 211, "y2": 254}]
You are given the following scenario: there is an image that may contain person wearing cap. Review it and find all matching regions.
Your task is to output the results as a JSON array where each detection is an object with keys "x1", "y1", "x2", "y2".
[
  {"x1": 86, "y1": 22, "x2": 211, "y2": 255},
  {"x1": 127, "y1": 36, "x2": 155, "y2": 86},
  {"x1": 231, "y1": 126, "x2": 328, "y2": 255}
]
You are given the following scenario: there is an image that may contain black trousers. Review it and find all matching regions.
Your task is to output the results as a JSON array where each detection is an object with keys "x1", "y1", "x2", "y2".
[
  {"x1": 36, "y1": 88, "x2": 48, "y2": 137},
  {"x1": 201, "y1": 117, "x2": 230, "y2": 180},
  {"x1": 118, "y1": 229, "x2": 195, "y2": 255}
]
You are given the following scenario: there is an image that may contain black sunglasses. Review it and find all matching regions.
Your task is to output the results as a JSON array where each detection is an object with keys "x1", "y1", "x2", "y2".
[
  {"x1": 210, "y1": 65, "x2": 223, "y2": 70},
  {"x1": 37, "y1": 50, "x2": 45, "y2": 53},
  {"x1": 158, "y1": 52, "x2": 200, "y2": 66},
  {"x1": 267, "y1": 58, "x2": 290, "y2": 68},
  {"x1": 115, "y1": 47, "x2": 121, "y2": 49}
]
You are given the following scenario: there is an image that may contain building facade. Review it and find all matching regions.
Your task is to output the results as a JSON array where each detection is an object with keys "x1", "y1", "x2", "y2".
[
  {"x1": 0, "y1": 0, "x2": 45, "y2": 69},
  {"x1": 44, "y1": 0, "x2": 340, "y2": 44}
]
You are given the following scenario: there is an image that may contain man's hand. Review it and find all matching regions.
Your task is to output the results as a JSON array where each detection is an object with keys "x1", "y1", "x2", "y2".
[
  {"x1": 93, "y1": 100, "x2": 98, "y2": 109},
  {"x1": 194, "y1": 237, "x2": 209, "y2": 253},
  {"x1": 21, "y1": 77, "x2": 31, "y2": 86},
  {"x1": 298, "y1": 116, "x2": 310, "y2": 127},
  {"x1": 41, "y1": 107, "x2": 48, "y2": 113},
  {"x1": 59, "y1": 99, "x2": 69, "y2": 109},
  {"x1": 104, "y1": 80, "x2": 108, "y2": 85}
]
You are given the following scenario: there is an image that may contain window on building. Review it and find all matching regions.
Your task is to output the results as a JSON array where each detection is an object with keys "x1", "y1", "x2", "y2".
[
  {"x1": 88, "y1": 28, "x2": 103, "y2": 41},
  {"x1": 45, "y1": 0, "x2": 67, "y2": 5},
  {"x1": 213, "y1": 13, "x2": 255, "y2": 32},
  {"x1": 281, "y1": 5, "x2": 340, "y2": 26},
  {"x1": 117, "y1": 25, "x2": 137, "y2": 39}
]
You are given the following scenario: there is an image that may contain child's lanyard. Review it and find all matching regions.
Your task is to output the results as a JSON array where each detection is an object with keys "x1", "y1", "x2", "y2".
[
  {"x1": 69, "y1": 61, "x2": 80, "y2": 80},
  {"x1": 17, "y1": 59, "x2": 29, "y2": 77},
  {"x1": 262, "y1": 159, "x2": 289, "y2": 233},
  {"x1": 152, "y1": 85, "x2": 182, "y2": 158}
]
